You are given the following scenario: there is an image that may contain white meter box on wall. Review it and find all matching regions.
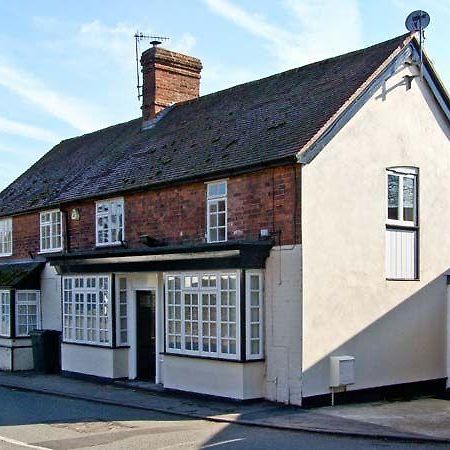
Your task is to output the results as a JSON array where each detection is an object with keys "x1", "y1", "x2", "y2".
[{"x1": 330, "y1": 356, "x2": 355, "y2": 387}]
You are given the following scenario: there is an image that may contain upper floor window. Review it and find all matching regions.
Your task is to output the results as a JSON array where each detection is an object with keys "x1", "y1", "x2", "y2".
[
  {"x1": 96, "y1": 198, "x2": 124, "y2": 246},
  {"x1": 0, "y1": 218, "x2": 12, "y2": 257},
  {"x1": 206, "y1": 181, "x2": 227, "y2": 243},
  {"x1": 386, "y1": 167, "x2": 419, "y2": 280},
  {"x1": 387, "y1": 168, "x2": 417, "y2": 226},
  {"x1": 40, "y1": 210, "x2": 63, "y2": 252}
]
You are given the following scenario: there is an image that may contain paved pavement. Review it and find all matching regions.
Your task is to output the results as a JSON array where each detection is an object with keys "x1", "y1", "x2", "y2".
[
  {"x1": 0, "y1": 372, "x2": 448, "y2": 444},
  {"x1": 0, "y1": 387, "x2": 446, "y2": 450}
]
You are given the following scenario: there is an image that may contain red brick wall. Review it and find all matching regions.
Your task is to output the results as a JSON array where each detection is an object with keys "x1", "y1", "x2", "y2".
[
  {"x1": 141, "y1": 47, "x2": 202, "y2": 120},
  {"x1": 4, "y1": 164, "x2": 300, "y2": 259}
]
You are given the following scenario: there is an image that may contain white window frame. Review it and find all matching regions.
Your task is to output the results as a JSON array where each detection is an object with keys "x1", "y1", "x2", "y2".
[
  {"x1": 165, "y1": 271, "x2": 240, "y2": 360},
  {"x1": 62, "y1": 275, "x2": 112, "y2": 346},
  {"x1": 0, "y1": 218, "x2": 12, "y2": 257},
  {"x1": 116, "y1": 276, "x2": 128, "y2": 346},
  {"x1": 0, "y1": 290, "x2": 10, "y2": 337},
  {"x1": 206, "y1": 181, "x2": 227, "y2": 243},
  {"x1": 386, "y1": 167, "x2": 418, "y2": 227},
  {"x1": 39, "y1": 209, "x2": 63, "y2": 253},
  {"x1": 246, "y1": 271, "x2": 264, "y2": 359},
  {"x1": 95, "y1": 198, "x2": 125, "y2": 247},
  {"x1": 386, "y1": 167, "x2": 419, "y2": 280},
  {"x1": 15, "y1": 290, "x2": 41, "y2": 337}
]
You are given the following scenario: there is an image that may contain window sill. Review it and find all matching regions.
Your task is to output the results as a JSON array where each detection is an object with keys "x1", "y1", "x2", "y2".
[
  {"x1": 161, "y1": 352, "x2": 261, "y2": 363},
  {"x1": 95, "y1": 242, "x2": 123, "y2": 249},
  {"x1": 386, "y1": 278, "x2": 420, "y2": 281},
  {"x1": 62, "y1": 341, "x2": 112, "y2": 349},
  {"x1": 38, "y1": 248, "x2": 63, "y2": 255},
  {"x1": 0, "y1": 253, "x2": 12, "y2": 258}
]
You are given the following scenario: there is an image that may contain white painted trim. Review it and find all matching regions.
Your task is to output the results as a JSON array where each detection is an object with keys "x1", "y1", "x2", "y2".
[
  {"x1": 245, "y1": 270, "x2": 264, "y2": 360},
  {"x1": 164, "y1": 271, "x2": 241, "y2": 360},
  {"x1": 62, "y1": 274, "x2": 113, "y2": 347},
  {"x1": 15, "y1": 290, "x2": 41, "y2": 337},
  {"x1": 70, "y1": 250, "x2": 240, "y2": 265},
  {"x1": 0, "y1": 217, "x2": 12, "y2": 257},
  {"x1": 95, "y1": 197, "x2": 125, "y2": 247},
  {"x1": 39, "y1": 209, "x2": 63, "y2": 253},
  {"x1": 386, "y1": 168, "x2": 418, "y2": 226},
  {"x1": 0, "y1": 290, "x2": 11, "y2": 337},
  {"x1": 206, "y1": 180, "x2": 227, "y2": 243}
]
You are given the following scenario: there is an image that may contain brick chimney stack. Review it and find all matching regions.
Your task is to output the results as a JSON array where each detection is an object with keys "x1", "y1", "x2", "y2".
[{"x1": 141, "y1": 46, "x2": 202, "y2": 121}]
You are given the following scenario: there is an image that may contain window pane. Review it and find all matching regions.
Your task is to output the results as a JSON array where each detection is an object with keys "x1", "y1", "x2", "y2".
[
  {"x1": 387, "y1": 175, "x2": 399, "y2": 220},
  {"x1": 403, "y1": 177, "x2": 415, "y2": 222}
]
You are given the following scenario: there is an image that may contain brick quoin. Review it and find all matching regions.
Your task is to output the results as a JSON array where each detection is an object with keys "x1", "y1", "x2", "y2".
[{"x1": 4, "y1": 164, "x2": 301, "y2": 259}]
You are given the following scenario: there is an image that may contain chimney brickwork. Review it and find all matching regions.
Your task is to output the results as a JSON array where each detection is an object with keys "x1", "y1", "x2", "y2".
[{"x1": 141, "y1": 47, "x2": 202, "y2": 121}]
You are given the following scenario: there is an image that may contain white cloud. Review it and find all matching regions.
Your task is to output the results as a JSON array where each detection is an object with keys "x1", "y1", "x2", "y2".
[
  {"x1": 0, "y1": 63, "x2": 109, "y2": 132},
  {"x1": 0, "y1": 116, "x2": 61, "y2": 144},
  {"x1": 203, "y1": 0, "x2": 363, "y2": 70},
  {"x1": 171, "y1": 32, "x2": 197, "y2": 54}
]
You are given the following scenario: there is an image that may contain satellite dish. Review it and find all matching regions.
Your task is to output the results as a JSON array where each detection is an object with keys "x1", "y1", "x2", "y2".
[{"x1": 405, "y1": 10, "x2": 430, "y2": 32}]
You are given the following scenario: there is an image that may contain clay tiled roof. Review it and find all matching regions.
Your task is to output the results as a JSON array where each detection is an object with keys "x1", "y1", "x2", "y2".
[{"x1": 0, "y1": 34, "x2": 410, "y2": 216}]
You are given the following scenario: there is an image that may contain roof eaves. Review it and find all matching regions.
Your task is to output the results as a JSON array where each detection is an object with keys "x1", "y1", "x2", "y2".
[{"x1": 297, "y1": 34, "x2": 414, "y2": 164}]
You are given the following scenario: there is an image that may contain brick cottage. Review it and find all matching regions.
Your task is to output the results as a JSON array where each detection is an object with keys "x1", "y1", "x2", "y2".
[{"x1": 0, "y1": 32, "x2": 449, "y2": 406}]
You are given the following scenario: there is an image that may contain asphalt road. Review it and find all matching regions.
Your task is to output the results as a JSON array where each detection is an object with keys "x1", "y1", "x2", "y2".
[{"x1": 0, "y1": 387, "x2": 446, "y2": 450}]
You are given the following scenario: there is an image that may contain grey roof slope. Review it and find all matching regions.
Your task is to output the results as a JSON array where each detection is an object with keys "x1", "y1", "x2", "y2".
[{"x1": 0, "y1": 34, "x2": 410, "y2": 217}]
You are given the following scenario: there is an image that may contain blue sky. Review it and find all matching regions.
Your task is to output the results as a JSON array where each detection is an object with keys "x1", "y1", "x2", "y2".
[{"x1": 0, "y1": 0, "x2": 448, "y2": 190}]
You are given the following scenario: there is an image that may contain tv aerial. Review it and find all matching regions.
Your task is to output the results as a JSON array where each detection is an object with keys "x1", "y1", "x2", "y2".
[
  {"x1": 405, "y1": 10, "x2": 430, "y2": 78},
  {"x1": 134, "y1": 31, "x2": 169, "y2": 100}
]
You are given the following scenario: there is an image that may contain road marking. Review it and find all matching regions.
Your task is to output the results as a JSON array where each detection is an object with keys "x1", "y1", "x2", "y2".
[
  {"x1": 0, "y1": 435, "x2": 51, "y2": 450},
  {"x1": 201, "y1": 438, "x2": 245, "y2": 448}
]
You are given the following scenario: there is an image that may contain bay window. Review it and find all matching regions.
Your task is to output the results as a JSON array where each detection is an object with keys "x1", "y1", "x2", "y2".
[
  {"x1": 96, "y1": 198, "x2": 124, "y2": 246},
  {"x1": 165, "y1": 270, "x2": 264, "y2": 361},
  {"x1": 117, "y1": 277, "x2": 128, "y2": 346},
  {"x1": 207, "y1": 181, "x2": 227, "y2": 243},
  {"x1": 0, "y1": 290, "x2": 40, "y2": 337},
  {"x1": 386, "y1": 167, "x2": 418, "y2": 280},
  {"x1": 0, "y1": 218, "x2": 12, "y2": 257},
  {"x1": 40, "y1": 210, "x2": 63, "y2": 252},
  {"x1": 0, "y1": 291, "x2": 10, "y2": 336},
  {"x1": 63, "y1": 275, "x2": 111, "y2": 345},
  {"x1": 246, "y1": 272, "x2": 264, "y2": 359},
  {"x1": 15, "y1": 291, "x2": 40, "y2": 337}
]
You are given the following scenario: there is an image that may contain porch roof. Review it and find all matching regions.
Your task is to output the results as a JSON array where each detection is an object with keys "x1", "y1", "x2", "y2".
[
  {"x1": 46, "y1": 240, "x2": 273, "y2": 274},
  {"x1": 0, "y1": 261, "x2": 45, "y2": 289}
]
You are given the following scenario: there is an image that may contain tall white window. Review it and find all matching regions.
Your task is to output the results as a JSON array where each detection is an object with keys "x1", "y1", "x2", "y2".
[
  {"x1": 207, "y1": 181, "x2": 227, "y2": 243},
  {"x1": 167, "y1": 275, "x2": 182, "y2": 350},
  {"x1": 0, "y1": 291, "x2": 10, "y2": 336},
  {"x1": 246, "y1": 272, "x2": 263, "y2": 359},
  {"x1": 96, "y1": 198, "x2": 124, "y2": 246},
  {"x1": 40, "y1": 210, "x2": 63, "y2": 252},
  {"x1": 0, "y1": 218, "x2": 12, "y2": 256},
  {"x1": 165, "y1": 272, "x2": 239, "y2": 359},
  {"x1": 117, "y1": 277, "x2": 128, "y2": 345},
  {"x1": 386, "y1": 167, "x2": 418, "y2": 280},
  {"x1": 15, "y1": 291, "x2": 40, "y2": 337},
  {"x1": 63, "y1": 275, "x2": 111, "y2": 345}
]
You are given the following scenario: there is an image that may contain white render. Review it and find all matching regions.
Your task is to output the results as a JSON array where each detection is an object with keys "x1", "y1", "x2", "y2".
[
  {"x1": 162, "y1": 354, "x2": 264, "y2": 399},
  {"x1": 264, "y1": 245, "x2": 302, "y2": 405},
  {"x1": 301, "y1": 61, "x2": 450, "y2": 399},
  {"x1": 61, "y1": 343, "x2": 128, "y2": 378},
  {"x1": 40, "y1": 263, "x2": 61, "y2": 331}
]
